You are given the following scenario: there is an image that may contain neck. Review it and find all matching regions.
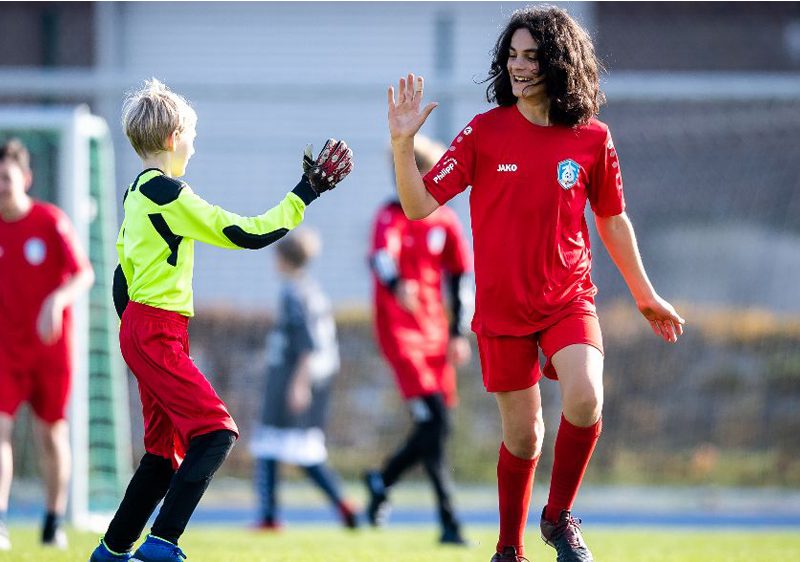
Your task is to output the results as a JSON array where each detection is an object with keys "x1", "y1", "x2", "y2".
[
  {"x1": 142, "y1": 154, "x2": 172, "y2": 177},
  {"x1": 0, "y1": 193, "x2": 33, "y2": 221},
  {"x1": 516, "y1": 96, "x2": 551, "y2": 126}
]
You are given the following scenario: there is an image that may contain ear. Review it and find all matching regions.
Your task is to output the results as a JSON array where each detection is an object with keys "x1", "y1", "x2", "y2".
[
  {"x1": 165, "y1": 130, "x2": 178, "y2": 151},
  {"x1": 23, "y1": 170, "x2": 33, "y2": 192}
]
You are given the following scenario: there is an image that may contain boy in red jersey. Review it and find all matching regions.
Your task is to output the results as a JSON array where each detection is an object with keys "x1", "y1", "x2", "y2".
[
  {"x1": 89, "y1": 79, "x2": 352, "y2": 562},
  {"x1": 0, "y1": 139, "x2": 95, "y2": 550},
  {"x1": 387, "y1": 7, "x2": 685, "y2": 562},
  {"x1": 364, "y1": 135, "x2": 473, "y2": 545}
]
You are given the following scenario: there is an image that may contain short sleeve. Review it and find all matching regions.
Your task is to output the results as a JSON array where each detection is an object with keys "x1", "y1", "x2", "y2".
[
  {"x1": 588, "y1": 129, "x2": 626, "y2": 217},
  {"x1": 422, "y1": 117, "x2": 479, "y2": 205},
  {"x1": 284, "y1": 290, "x2": 314, "y2": 355},
  {"x1": 53, "y1": 208, "x2": 90, "y2": 276},
  {"x1": 441, "y1": 210, "x2": 472, "y2": 276}
]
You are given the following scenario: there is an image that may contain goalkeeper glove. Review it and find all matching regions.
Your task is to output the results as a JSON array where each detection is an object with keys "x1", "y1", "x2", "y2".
[{"x1": 303, "y1": 138, "x2": 354, "y2": 194}]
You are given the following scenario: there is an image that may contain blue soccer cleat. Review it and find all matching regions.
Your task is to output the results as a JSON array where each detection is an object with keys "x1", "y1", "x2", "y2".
[
  {"x1": 131, "y1": 535, "x2": 187, "y2": 561},
  {"x1": 89, "y1": 539, "x2": 132, "y2": 561}
]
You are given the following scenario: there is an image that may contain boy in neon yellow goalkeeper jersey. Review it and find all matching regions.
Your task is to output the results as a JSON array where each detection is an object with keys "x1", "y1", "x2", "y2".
[{"x1": 90, "y1": 78, "x2": 353, "y2": 562}]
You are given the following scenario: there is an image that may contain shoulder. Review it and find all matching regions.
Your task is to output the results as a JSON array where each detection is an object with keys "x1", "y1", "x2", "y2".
[
  {"x1": 138, "y1": 174, "x2": 187, "y2": 206},
  {"x1": 579, "y1": 118, "x2": 612, "y2": 143},
  {"x1": 32, "y1": 202, "x2": 73, "y2": 234}
]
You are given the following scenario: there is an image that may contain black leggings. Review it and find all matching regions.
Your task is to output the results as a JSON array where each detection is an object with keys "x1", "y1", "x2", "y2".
[{"x1": 380, "y1": 393, "x2": 459, "y2": 530}]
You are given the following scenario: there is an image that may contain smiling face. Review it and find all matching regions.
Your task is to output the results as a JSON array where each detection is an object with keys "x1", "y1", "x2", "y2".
[{"x1": 507, "y1": 27, "x2": 545, "y2": 100}]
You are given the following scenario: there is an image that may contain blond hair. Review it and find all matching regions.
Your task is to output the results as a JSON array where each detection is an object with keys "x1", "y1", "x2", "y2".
[
  {"x1": 413, "y1": 134, "x2": 447, "y2": 174},
  {"x1": 276, "y1": 228, "x2": 322, "y2": 269},
  {"x1": 121, "y1": 78, "x2": 197, "y2": 158}
]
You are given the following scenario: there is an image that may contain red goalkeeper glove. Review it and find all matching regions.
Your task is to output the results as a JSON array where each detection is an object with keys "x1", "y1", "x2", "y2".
[{"x1": 303, "y1": 138, "x2": 353, "y2": 194}]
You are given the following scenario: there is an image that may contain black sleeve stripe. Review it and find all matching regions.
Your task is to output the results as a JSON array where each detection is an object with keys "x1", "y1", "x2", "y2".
[
  {"x1": 139, "y1": 175, "x2": 185, "y2": 206},
  {"x1": 112, "y1": 264, "x2": 129, "y2": 319},
  {"x1": 148, "y1": 213, "x2": 183, "y2": 266},
  {"x1": 222, "y1": 225, "x2": 289, "y2": 249},
  {"x1": 292, "y1": 176, "x2": 319, "y2": 206}
]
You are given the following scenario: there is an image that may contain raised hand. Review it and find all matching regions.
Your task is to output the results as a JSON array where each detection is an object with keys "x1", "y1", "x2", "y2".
[
  {"x1": 388, "y1": 73, "x2": 438, "y2": 142},
  {"x1": 303, "y1": 138, "x2": 354, "y2": 194},
  {"x1": 638, "y1": 295, "x2": 685, "y2": 343}
]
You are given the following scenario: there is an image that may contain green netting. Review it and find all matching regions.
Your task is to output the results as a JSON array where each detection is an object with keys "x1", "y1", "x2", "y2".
[{"x1": 87, "y1": 136, "x2": 129, "y2": 511}]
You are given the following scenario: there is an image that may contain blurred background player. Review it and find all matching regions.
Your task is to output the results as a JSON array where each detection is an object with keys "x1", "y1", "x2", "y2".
[
  {"x1": 363, "y1": 134, "x2": 473, "y2": 546},
  {"x1": 0, "y1": 138, "x2": 95, "y2": 550},
  {"x1": 387, "y1": 6, "x2": 685, "y2": 562},
  {"x1": 89, "y1": 79, "x2": 352, "y2": 562},
  {"x1": 249, "y1": 228, "x2": 358, "y2": 531}
]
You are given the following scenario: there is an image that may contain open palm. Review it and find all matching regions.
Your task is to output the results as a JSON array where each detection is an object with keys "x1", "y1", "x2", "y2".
[{"x1": 388, "y1": 72, "x2": 438, "y2": 141}]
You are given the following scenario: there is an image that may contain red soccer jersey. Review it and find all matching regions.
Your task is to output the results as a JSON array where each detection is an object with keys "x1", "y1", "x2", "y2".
[
  {"x1": 0, "y1": 201, "x2": 89, "y2": 350},
  {"x1": 424, "y1": 106, "x2": 625, "y2": 337},
  {"x1": 370, "y1": 201, "x2": 472, "y2": 401}
]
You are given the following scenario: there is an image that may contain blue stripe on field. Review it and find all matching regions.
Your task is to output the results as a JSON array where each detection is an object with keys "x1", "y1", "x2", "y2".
[{"x1": 191, "y1": 507, "x2": 800, "y2": 528}]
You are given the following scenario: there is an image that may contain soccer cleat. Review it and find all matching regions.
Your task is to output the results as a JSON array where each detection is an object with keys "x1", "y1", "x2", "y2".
[
  {"x1": 0, "y1": 520, "x2": 10, "y2": 551},
  {"x1": 490, "y1": 546, "x2": 529, "y2": 561},
  {"x1": 42, "y1": 527, "x2": 68, "y2": 549},
  {"x1": 89, "y1": 539, "x2": 133, "y2": 561},
  {"x1": 253, "y1": 518, "x2": 283, "y2": 532},
  {"x1": 338, "y1": 502, "x2": 359, "y2": 529},
  {"x1": 540, "y1": 508, "x2": 594, "y2": 562},
  {"x1": 363, "y1": 470, "x2": 390, "y2": 527},
  {"x1": 131, "y1": 535, "x2": 187, "y2": 561},
  {"x1": 440, "y1": 524, "x2": 471, "y2": 546}
]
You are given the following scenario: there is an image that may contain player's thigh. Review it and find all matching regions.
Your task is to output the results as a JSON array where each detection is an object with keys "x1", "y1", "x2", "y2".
[
  {"x1": 550, "y1": 343, "x2": 604, "y2": 415},
  {"x1": 494, "y1": 384, "x2": 544, "y2": 456},
  {"x1": 0, "y1": 413, "x2": 13, "y2": 443}
]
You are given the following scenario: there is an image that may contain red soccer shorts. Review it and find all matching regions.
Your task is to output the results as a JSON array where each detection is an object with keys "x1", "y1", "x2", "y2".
[
  {"x1": 120, "y1": 302, "x2": 238, "y2": 468},
  {"x1": 0, "y1": 338, "x2": 71, "y2": 424},
  {"x1": 477, "y1": 311, "x2": 603, "y2": 392}
]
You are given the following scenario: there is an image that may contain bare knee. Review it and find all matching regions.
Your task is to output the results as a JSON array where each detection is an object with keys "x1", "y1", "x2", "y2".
[
  {"x1": 504, "y1": 414, "x2": 545, "y2": 459},
  {"x1": 563, "y1": 388, "x2": 603, "y2": 427}
]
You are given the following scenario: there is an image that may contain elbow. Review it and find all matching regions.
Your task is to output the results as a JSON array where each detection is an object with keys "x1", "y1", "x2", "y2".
[{"x1": 400, "y1": 200, "x2": 435, "y2": 220}]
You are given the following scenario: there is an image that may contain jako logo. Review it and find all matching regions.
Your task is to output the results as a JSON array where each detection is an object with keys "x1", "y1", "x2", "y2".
[
  {"x1": 497, "y1": 163, "x2": 518, "y2": 172},
  {"x1": 433, "y1": 158, "x2": 457, "y2": 184}
]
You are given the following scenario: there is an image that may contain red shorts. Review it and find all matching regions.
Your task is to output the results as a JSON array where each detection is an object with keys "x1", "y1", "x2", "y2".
[
  {"x1": 120, "y1": 302, "x2": 238, "y2": 468},
  {"x1": 376, "y1": 322, "x2": 456, "y2": 406},
  {"x1": 477, "y1": 312, "x2": 603, "y2": 393},
  {"x1": 0, "y1": 338, "x2": 71, "y2": 424}
]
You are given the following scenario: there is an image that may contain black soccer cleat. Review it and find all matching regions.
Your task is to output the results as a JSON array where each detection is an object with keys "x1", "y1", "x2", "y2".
[
  {"x1": 363, "y1": 470, "x2": 390, "y2": 527},
  {"x1": 540, "y1": 507, "x2": 594, "y2": 562},
  {"x1": 490, "y1": 546, "x2": 529, "y2": 561},
  {"x1": 439, "y1": 524, "x2": 471, "y2": 546}
]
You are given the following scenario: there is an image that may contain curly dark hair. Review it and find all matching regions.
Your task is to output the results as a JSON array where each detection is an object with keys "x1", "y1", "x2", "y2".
[{"x1": 485, "y1": 5, "x2": 605, "y2": 126}]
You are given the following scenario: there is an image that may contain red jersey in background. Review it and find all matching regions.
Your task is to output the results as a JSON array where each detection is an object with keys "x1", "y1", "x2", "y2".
[{"x1": 370, "y1": 201, "x2": 472, "y2": 405}]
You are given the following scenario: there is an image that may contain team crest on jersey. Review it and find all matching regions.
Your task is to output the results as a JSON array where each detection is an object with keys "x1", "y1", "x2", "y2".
[
  {"x1": 557, "y1": 159, "x2": 581, "y2": 190},
  {"x1": 24, "y1": 237, "x2": 46, "y2": 265},
  {"x1": 427, "y1": 226, "x2": 446, "y2": 255}
]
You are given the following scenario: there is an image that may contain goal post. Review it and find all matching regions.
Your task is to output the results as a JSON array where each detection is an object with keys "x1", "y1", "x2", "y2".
[{"x1": 0, "y1": 105, "x2": 131, "y2": 530}]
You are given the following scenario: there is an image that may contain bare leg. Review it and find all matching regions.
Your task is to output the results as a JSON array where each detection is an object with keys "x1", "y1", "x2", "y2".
[
  {"x1": 0, "y1": 414, "x2": 14, "y2": 514},
  {"x1": 33, "y1": 418, "x2": 71, "y2": 515}
]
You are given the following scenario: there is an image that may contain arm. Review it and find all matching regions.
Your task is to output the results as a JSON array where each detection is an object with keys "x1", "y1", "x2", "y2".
[
  {"x1": 595, "y1": 212, "x2": 685, "y2": 343},
  {"x1": 445, "y1": 273, "x2": 472, "y2": 366},
  {"x1": 388, "y1": 73, "x2": 440, "y2": 219},
  {"x1": 287, "y1": 353, "x2": 313, "y2": 414},
  {"x1": 37, "y1": 265, "x2": 95, "y2": 344}
]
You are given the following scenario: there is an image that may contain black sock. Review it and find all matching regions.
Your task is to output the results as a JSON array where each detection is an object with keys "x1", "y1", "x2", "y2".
[
  {"x1": 151, "y1": 430, "x2": 236, "y2": 545},
  {"x1": 104, "y1": 453, "x2": 175, "y2": 553},
  {"x1": 42, "y1": 511, "x2": 62, "y2": 542}
]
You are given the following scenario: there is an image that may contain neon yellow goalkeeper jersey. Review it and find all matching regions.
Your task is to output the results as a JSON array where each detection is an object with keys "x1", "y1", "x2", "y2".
[{"x1": 115, "y1": 168, "x2": 318, "y2": 317}]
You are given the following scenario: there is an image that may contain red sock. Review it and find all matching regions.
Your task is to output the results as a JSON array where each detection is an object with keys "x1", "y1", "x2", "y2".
[
  {"x1": 545, "y1": 414, "x2": 602, "y2": 523},
  {"x1": 496, "y1": 442, "x2": 539, "y2": 556}
]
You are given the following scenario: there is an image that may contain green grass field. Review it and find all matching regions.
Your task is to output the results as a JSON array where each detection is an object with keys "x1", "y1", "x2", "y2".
[{"x1": 1, "y1": 525, "x2": 799, "y2": 561}]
